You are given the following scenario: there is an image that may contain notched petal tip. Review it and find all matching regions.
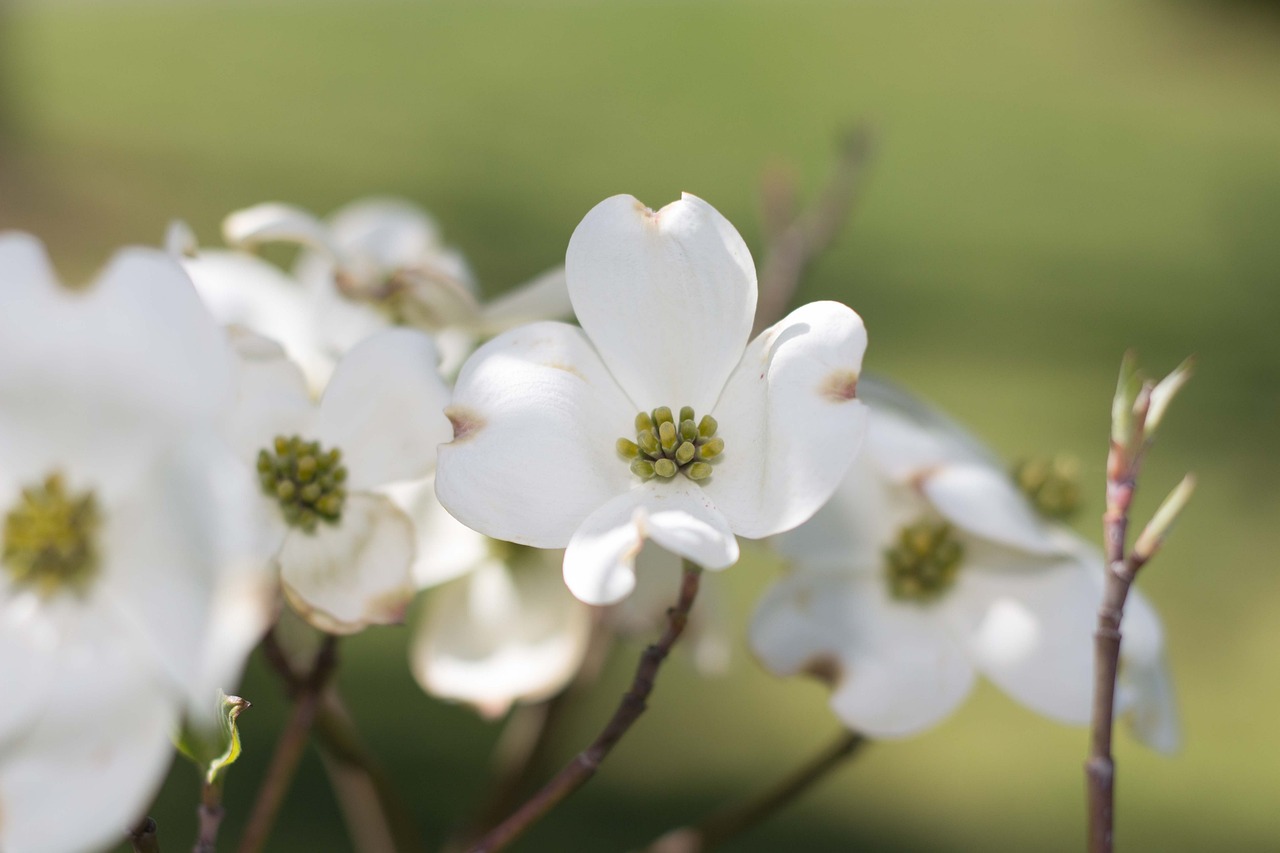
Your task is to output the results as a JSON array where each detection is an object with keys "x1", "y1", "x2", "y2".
[
  {"x1": 802, "y1": 654, "x2": 844, "y2": 687},
  {"x1": 445, "y1": 405, "x2": 486, "y2": 443},
  {"x1": 820, "y1": 368, "x2": 860, "y2": 402}
]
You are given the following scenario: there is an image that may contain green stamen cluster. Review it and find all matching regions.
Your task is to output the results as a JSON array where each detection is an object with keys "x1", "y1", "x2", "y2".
[
  {"x1": 257, "y1": 435, "x2": 348, "y2": 533},
  {"x1": 1013, "y1": 455, "x2": 1081, "y2": 520},
  {"x1": 617, "y1": 406, "x2": 723, "y2": 483},
  {"x1": 885, "y1": 521, "x2": 965, "y2": 602},
  {"x1": 2, "y1": 473, "x2": 101, "y2": 597}
]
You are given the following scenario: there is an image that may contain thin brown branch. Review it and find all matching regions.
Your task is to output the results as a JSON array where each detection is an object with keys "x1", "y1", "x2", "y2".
[
  {"x1": 449, "y1": 613, "x2": 619, "y2": 852},
  {"x1": 753, "y1": 124, "x2": 875, "y2": 336},
  {"x1": 193, "y1": 781, "x2": 224, "y2": 853},
  {"x1": 260, "y1": 630, "x2": 420, "y2": 853},
  {"x1": 646, "y1": 729, "x2": 866, "y2": 852},
  {"x1": 129, "y1": 817, "x2": 161, "y2": 853},
  {"x1": 466, "y1": 561, "x2": 704, "y2": 853},
  {"x1": 236, "y1": 634, "x2": 338, "y2": 853}
]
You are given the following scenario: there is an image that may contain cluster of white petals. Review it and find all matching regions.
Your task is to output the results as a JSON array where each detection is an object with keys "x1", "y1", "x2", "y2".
[
  {"x1": 751, "y1": 379, "x2": 1179, "y2": 751},
  {"x1": 175, "y1": 197, "x2": 572, "y2": 390},
  {"x1": 0, "y1": 235, "x2": 274, "y2": 852},
  {"x1": 436, "y1": 194, "x2": 869, "y2": 605}
]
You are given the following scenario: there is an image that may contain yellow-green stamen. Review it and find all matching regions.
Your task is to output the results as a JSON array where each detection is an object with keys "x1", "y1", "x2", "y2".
[
  {"x1": 1013, "y1": 455, "x2": 1081, "y2": 520},
  {"x1": 885, "y1": 520, "x2": 964, "y2": 602},
  {"x1": 620, "y1": 406, "x2": 722, "y2": 483},
  {"x1": 258, "y1": 435, "x2": 348, "y2": 533},
  {"x1": 2, "y1": 473, "x2": 102, "y2": 597}
]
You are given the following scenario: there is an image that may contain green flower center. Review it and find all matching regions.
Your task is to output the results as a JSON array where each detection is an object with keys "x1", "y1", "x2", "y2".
[
  {"x1": 617, "y1": 406, "x2": 723, "y2": 483},
  {"x1": 1012, "y1": 455, "x2": 1080, "y2": 520},
  {"x1": 885, "y1": 520, "x2": 965, "y2": 602},
  {"x1": 2, "y1": 473, "x2": 102, "y2": 597},
  {"x1": 257, "y1": 435, "x2": 348, "y2": 533}
]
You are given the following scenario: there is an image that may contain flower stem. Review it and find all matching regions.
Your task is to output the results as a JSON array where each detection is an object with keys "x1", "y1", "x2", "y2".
[
  {"x1": 465, "y1": 560, "x2": 704, "y2": 853},
  {"x1": 129, "y1": 817, "x2": 160, "y2": 853},
  {"x1": 645, "y1": 729, "x2": 866, "y2": 852},
  {"x1": 753, "y1": 123, "x2": 874, "y2": 336},
  {"x1": 260, "y1": 629, "x2": 420, "y2": 853},
  {"x1": 236, "y1": 634, "x2": 338, "y2": 853},
  {"x1": 193, "y1": 781, "x2": 224, "y2": 853},
  {"x1": 1087, "y1": 445, "x2": 1154, "y2": 853},
  {"x1": 448, "y1": 617, "x2": 618, "y2": 852}
]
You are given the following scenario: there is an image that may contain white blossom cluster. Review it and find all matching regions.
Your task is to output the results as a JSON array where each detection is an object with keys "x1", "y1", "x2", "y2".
[{"x1": 0, "y1": 193, "x2": 1177, "y2": 852}]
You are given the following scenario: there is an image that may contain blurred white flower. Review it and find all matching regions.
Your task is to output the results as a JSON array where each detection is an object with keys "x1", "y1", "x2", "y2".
[
  {"x1": 0, "y1": 234, "x2": 273, "y2": 853},
  {"x1": 227, "y1": 326, "x2": 452, "y2": 634},
  {"x1": 436, "y1": 193, "x2": 869, "y2": 606},
  {"x1": 409, "y1": 536, "x2": 593, "y2": 719},
  {"x1": 750, "y1": 379, "x2": 1179, "y2": 751},
  {"x1": 192, "y1": 196, "x2": 573, "y2": 386}
]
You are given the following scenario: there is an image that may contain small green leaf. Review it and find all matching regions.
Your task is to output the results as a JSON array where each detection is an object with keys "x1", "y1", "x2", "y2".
[{"x1": 175, "y1": 691, "x2": 251, "y2": 786}]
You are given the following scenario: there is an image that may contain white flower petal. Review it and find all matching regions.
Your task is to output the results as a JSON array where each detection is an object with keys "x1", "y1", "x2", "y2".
[
  {"x1": 770, "y1": 453, "x2": 918, "y2": 574},
  {"x1": 226, "y1": 327, "x2": 315, "y2": 464},
  {"x1": 705, "y1": 301, "x2": 869, "y2": 539},
  {"x1": 181, "y1": 248, "x2": 335, "y2": 392},
  {"x1": 435, "y1": 322, "x2": 635, "y2": 547},
  {"x1": 750, "y1": 570, "x2": 975, "y2": 738},
  {"x1": 0, "y1": 236, "x2": 233, "y2": 499},
  {"x1": 946, "y1": 548, "x2": 1099, "y2": 725},
  {"x1": 1117, "y1": 586, "x2": 1180, "y2": 754},
  {"x1": 223, "y1": 202, "x2": 340, "y2": 257},
  {"x1": 315, "y1": 329, "x2": 452, "y2": 490},
  {"x1": 321, "y1": 197, "x2": 450, "y2": 281},
  {"x1": 563, "y1": 482, "x2": 738, "y2": 606},
  {"x1": 280, "y1": 494, "x2": 417, "y2": 634},
  {"x1": 410, "y1": 554, "x2": 592, "y2": 718},
  {"x1": 475, "y1": 266, "x2": 574, "y2": 334},
  {"x1": 565, "y1": 193, "x2": 756, "y2": 413},
  {"x1": 383, "y1": 477, "x2": 491, "y2": 589},
  {"x1": 859, "y1": 377, "x2": 1002, "y2": 478},
  {"x1": 921, "y1": 464, "x2": 1064, "y2": 556},
  {"x1": 100, "y1": 434, "x2": 275, "y2": 710},
  {"x1": 0, "y1": 634, "x2": 177, "y2": 853}
]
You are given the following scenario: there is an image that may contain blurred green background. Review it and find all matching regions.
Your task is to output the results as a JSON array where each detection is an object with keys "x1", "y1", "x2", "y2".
[{"x1": 2, "y1": 0, "x2": 1278, "y2": 850}]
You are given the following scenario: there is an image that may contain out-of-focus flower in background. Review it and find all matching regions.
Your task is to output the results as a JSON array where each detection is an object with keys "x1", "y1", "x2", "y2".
[
  {"x1": 751, "y1": 379, "x2": 1179, "y2": 751},
  {"x1": 0, "y1": 234, "x2": 273, "y2": 852},
  {"x1": 226, "y1": 326, "x2": 452, "y2": 634},
  {"x1": 436, "y1": 193, "x2": 869, "y2": 606}
]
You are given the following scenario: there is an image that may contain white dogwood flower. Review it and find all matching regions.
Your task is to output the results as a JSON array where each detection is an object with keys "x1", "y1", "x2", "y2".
[
  {"x1": 201, "y1": 197, "x2": 572, "y2": 385},
  {"x1": 227, "y1": 327, "x2": 452, "y2": 634},
  {"x1": 750, "y1": 379, "x2": 1179, "y2": 751},
  {"x1": 0, "y1": 234, "x2": 273, "y2": 853},
  {"x1": 435, "y1": 193, "x2": 868, "y2": 605}
]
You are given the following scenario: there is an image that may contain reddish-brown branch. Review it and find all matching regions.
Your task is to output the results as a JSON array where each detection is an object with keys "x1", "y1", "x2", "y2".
[
  {"x1": 236, "y1": 635, "x2": 338, "y2": 853},
  {"x1": 753, "y1": 124, "x2": 875, "y2": 336},
  {"x1": 193, "y1": 780, "x2": 225, "y2": 853},
  {"x1": 259, "y1": 631, "x2": 420, "y2": 853},
  {"x1": 466, "y1": 562, "x2": 704, "y2": 853},
  {"x1": 647, "y1": 730, "x2": 866, "y2": 852},
  {"x1": 1087, "y1": 450, "x2": 1155, "y2": 852}
]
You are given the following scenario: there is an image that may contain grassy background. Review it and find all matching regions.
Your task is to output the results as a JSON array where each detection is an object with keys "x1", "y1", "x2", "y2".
[{"x1": 2, "y1": 0, "x2": 1279, "y2": 850}]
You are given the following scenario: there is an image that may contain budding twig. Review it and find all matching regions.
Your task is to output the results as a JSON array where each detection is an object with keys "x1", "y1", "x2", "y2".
[
  {"x1": 1087, "y1": 353, "x2": 1193, "y2": 853},
  {"x1": 645, "y1": 729, "x2": 866, "y2": 852},
  {"x1": 466, "y1": 560, "x2": 704, "y2": 853}
]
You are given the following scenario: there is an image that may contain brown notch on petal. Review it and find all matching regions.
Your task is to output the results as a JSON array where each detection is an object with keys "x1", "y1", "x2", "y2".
[
  {"x1": 546, "y1": 361, "x2": 586, "y2": 381},
  {"x1": 820, "y1": 368, "x2": 860, "y2": 402},
  {"x1": 802, "y1": 654, "x2": 843, "y2": 686},
  {"x1": 446, "y1": 406, "x2": 486, "y2": 443}
]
